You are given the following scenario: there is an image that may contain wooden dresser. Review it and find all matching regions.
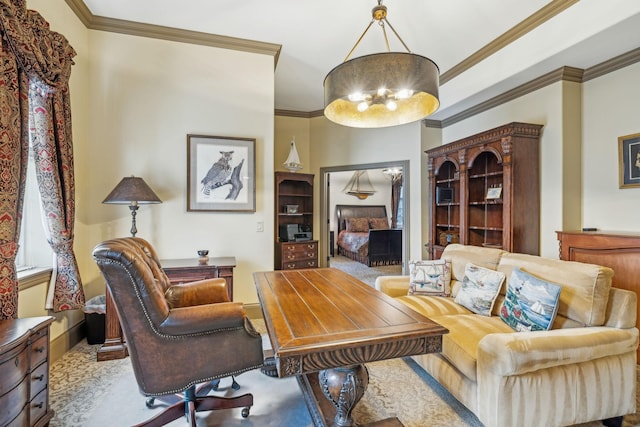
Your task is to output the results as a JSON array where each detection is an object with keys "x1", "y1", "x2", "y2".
[
  {"x1": 0, "y1": 316, "x2": 54, "y2": 427},
  {"x1": 557, "y1": 230, "x2": 640, "y2": 362},
  {"x1": 276, "y1": 240, "x2": 318, "y2": 270}
]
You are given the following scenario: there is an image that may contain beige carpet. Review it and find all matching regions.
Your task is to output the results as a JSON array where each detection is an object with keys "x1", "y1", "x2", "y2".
[
  {"x1": 49, "y1": 321, "x2": 640, "y2": 427},
  {"x1": 329, "y1": 254, "x2": 402, "y2": 286}
]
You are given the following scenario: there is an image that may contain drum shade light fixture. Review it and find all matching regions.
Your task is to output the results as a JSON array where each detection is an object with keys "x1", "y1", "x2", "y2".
[{"x1": 324, "y1": 0, "x2": 440, "y2": 128}]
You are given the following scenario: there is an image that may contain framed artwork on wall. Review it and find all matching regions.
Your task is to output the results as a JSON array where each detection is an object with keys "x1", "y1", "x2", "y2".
[
  {"x1": 187, "y1": 134, "x2": 256, "y2": 211},
  {"x1": 618, "y1": 132, "x2": 640, "y2": 189}
]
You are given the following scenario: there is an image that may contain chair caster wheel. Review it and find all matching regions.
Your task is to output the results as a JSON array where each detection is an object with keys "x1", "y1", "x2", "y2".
[
  {"x1": 145, "y1": 397, "x2": 155, "y2": 408},
  {"x1": 241, "y1": 406, "x2": 250, "y2": 418}
]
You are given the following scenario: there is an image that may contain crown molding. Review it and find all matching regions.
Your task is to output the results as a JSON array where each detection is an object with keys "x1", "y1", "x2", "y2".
[
  {"x1": 440, "y1": 0, "x2": 579, "y2": 84},
  {"x1": 275, "y1": 109, "x2": 325, "y2": 119},
  {"x1": 64, "y1": 0, "x2": 281, "y2": 63},
  {"x1": 583, "y1": 46, "x2": 640, "y2": 82}
]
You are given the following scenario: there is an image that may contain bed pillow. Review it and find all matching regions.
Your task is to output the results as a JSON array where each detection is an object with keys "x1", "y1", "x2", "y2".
[
  {"x1": 454, "y1": 263, "x2": 505, "y2": 316},
  {"x1": 408, "y1": 259, "x2": 452, "y2": 297},
  {"x1": 500, "y1": 267, "x2": 562, "y2": 332},
  {"x1": 345, "y1": 217, "x2": 369, "y2": 232},
  {"x1": 369, "y1": 217, "x2": 390, "y2": 230}
]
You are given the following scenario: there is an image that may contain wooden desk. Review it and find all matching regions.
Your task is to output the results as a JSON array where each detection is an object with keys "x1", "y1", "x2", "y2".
[
  {"x1": 557, "y1": 230, "x2": 640, "y2": 363},
  {"x1": 97, "y1": 256, "x2": 236, "y2": 362},
  {"x1": 254, "y1": 268, "x2": 447, "y2": 427}
]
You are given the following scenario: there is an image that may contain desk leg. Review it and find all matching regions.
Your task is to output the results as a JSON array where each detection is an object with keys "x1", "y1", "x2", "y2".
[
  {"x1": 319, "y1": 365, "x2": 367, "y2": 427},
  {"x1": 96, "y1": 288, "x2": 128, "y2": 361},
  {"x1": 298, "y1": 365, "x2": 403, "y2": 427}
]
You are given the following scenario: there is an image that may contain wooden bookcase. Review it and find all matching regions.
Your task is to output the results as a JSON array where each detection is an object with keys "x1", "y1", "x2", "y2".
[
  {"x1": 426, "y1": 122, "x2": 542, "y2": 259},
  {"x1": 274, "y1": 171, "x2": 317, "y2": 270}
]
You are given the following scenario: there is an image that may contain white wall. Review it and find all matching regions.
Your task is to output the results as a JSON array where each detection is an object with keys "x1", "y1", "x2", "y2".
[
  {"x1": 308, "y1": 117, "x2": 424, "y2": 261},
  {"x1": 582, "y1": 62, "x2": 640, "y2": 230},
  {"x1": 83, "y1": 31, "x2": 275, "y2": 304}
]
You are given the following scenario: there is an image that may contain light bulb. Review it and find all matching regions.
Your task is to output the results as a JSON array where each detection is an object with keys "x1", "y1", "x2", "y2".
[
  {"x1": 357, "y1": 101, "x2": 369, "y2": 112},
  {"x1": 395, "y1": 89, "x2": 414, "y2": 99},
  {"x1": 386, "y1": 100, "x2": 397, "y2": 111},
  {"x1": 348, "y1": 92, "x2": 366, "y2": 102}
]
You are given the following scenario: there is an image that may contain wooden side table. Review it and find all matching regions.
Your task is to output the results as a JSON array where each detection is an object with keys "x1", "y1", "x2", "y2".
[{"x1": 97, "y1": 256, "x2": 236, "y2": 361}]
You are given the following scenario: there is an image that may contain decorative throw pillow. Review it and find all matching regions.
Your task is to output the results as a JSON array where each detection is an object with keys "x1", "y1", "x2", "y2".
[
  {"x1": 369, "y1": 217, "x2": 390, "y2": 230},
  {"x1": 408, "y1": 259, "x2": 452, "y2": 297},
  {"x1": 454, "y1": 263, "x2": 505, "y2": 316},
  {"x1": 345, "y1": 217, "x2": 369, "y2": 232},
  {"x1": 500, "y1": 268, "x2": 562, "y2": 332}
]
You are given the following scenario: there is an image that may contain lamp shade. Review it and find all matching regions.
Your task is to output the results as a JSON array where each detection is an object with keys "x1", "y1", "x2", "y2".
[
  {"x1": 102, "y1": 176, "x2": 162, "y2": 205},
  {"x1": 324, "y1": 52, "x2": 439, "y2": 128}
]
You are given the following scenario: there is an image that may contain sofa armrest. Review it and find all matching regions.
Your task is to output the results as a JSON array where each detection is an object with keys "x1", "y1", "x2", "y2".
[
  {"x1": 374, "y1": 275, "x2": 410, "y2": 297},
  {"x1": 478, "y1": 326, "x2": 639, "y2": 376}
]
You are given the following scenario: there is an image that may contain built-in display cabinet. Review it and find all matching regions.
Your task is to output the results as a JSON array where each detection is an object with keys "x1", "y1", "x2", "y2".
[{"x1": 426, "y1": 122, "x2": 542, "y2": 259}]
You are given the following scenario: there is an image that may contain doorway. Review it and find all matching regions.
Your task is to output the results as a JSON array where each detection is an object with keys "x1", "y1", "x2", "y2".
[{"x1": 319, "y1": 161, "x2": 409, "y2": 282}]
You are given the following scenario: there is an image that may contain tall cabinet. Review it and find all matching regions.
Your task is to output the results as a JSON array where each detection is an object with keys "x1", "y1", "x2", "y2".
[
  {"x1": 274, "y1": 172, "x2": 318, "y2": 270},
  {"x1": 426, "y1": 122, "x2": 542, "y2": 259}
]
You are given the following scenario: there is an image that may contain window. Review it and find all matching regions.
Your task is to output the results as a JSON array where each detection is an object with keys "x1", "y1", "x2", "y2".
[{"x1": 16, "y1": 147, "x2": 52, "y2": 272}]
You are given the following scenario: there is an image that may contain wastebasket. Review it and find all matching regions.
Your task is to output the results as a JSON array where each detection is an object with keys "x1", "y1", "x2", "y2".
[{"x1": 84, "y1": 294, "x2": 106, "y2": 344}]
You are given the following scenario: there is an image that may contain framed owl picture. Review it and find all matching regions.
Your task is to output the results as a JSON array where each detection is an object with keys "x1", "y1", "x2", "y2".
[{"x1": 187, "y1": 134, "x2": 256, "y2": 212}]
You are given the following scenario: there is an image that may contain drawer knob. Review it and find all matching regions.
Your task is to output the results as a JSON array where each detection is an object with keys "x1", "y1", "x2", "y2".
[
  {"x1": 34, "y1": 346, "x2": 45, "y2": 353},
  {"x1": 14, "y1": 357, "x2": 19, "y2": 367},
  {"x1": 34, "y1": 402, "x2": 44, "y2": 409},
  {"x1": 34, "y1": 374, "x2": 45, "y2": 381}
]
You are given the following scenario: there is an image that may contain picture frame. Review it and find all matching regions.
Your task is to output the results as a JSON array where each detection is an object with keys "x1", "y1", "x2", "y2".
[
  {"x1": 618, "y1": 132, "x2": 640, "y2": 188},
  {"x1": 486, "y1": 185, "x2": 502, "y2": 200},
  {"x1": 187, "y1": 134, "x2": 256, "y2": 212}
]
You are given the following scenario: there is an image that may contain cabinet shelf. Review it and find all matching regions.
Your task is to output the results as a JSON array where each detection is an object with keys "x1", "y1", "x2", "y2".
[
  {"x1": 275, "y1": 171, "x2": 316, "y2": 270},
  {"x1": 427, "y1": 122, "x2": 542, "y2": 259}
]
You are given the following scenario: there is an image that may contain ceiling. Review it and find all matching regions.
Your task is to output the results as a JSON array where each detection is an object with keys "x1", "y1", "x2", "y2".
[{"x1": 79, "y1": 0, "x2": 640, "y2": 122}]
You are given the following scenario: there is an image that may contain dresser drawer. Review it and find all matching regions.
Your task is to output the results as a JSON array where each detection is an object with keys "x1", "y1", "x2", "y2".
[
  {"x1": 30, "y1": 362, "x2": 48, "y2": 399},
  {"x1": 0, "y1": 376, "x2": 28, "y2": 426},
  {"x1": 282, "y1": 242, "x2": 317, "y2": 261},
  {"x1": 30, "y1": 334, "x2": 48, "y2": 368},
  {"x1": 0, "y1": 343, "x2": 29, "y2": 395},
  {"x1": 30, "y1": 388, "x2": 48, "y2": 426},
  {"x1": 5, "y1": 405, "x2": 28, "y2": 427},
  {"x1": 282, "y1": 259, "x2": 318, "y2": 270}
]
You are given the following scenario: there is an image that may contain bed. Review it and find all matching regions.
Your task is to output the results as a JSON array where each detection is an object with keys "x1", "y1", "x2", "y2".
[{"x1": 335, "y1": 204, "x2": 402, "y2": 267}]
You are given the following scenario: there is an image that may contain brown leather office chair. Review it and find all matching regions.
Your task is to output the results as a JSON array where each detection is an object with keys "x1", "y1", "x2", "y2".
[{"x1": 93, "y1": 237, "x2": 264, "y2": 426}]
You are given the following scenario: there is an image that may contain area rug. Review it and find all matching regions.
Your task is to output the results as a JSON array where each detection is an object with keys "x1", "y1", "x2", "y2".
[
  {"x1": 329, "y1": 254, "x2": 402, "y2": 287},
  {"x1": 49, "y1": 330, "x2": 640, "y2": 427}
]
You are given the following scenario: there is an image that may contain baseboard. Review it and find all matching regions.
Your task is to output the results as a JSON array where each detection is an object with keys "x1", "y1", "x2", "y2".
[{"x1": 50, "y1": 320, "x2": 86, "y2": 363}]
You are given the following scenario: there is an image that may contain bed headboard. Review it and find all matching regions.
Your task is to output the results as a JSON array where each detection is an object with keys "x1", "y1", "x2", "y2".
[{"x1": 335, "y1": 205, "x2": 387, "y2": 234}]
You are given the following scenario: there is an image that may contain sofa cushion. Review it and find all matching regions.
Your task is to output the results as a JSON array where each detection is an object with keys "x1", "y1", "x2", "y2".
[
  {"x1": 498, "y1": 253, "x2": 613, "y2": 327},
  {"x1": 408, "y1": 259, "x2": 452, "y2": 296},
  {"x1": 432, "y1": 314, "x2": 514, "y2": 381},
  {"x1": 441, "y1": 243, "x2": 506, "y2": 283},
  {"x1": 395, "y1": 295, "x2": 472, "y2": 317},
  {"x1": 500, "y1": 268, "x2": 562, "y2": 332},
  {"x1": 455, "y1": 263, "x2": 505, "y2": 316}
]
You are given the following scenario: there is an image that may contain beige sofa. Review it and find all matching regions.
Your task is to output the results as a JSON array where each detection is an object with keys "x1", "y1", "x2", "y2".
[{"x1": 375, "y1": 244, "x2": 638, "y2": 427}]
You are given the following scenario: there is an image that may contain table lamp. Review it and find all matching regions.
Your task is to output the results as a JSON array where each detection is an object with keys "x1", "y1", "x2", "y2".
[{"x1": 103, "y1": 176, "x2": 162, "y2": 237}]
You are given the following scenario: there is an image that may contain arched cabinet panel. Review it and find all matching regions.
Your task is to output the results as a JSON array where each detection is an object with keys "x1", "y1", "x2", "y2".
[{"x1": 426, "y1": 122, "x2": 542, "y2": 259}]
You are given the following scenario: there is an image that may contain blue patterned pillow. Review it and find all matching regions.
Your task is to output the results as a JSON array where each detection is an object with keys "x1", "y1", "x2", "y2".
[
  {"x1": 500, "y1": 268, "x2": 562, "y2": 331},
  {"x1": 408, "y1": 259, "x2": 452, "y2": 297},
  {"x1": 454, "y1": 263, "x2": 505, "y2": 316}
]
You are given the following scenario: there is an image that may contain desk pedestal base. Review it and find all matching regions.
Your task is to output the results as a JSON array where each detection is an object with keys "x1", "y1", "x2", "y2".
[{"x1": 297, "y1": 365, "x2": 403, "y2": 427}]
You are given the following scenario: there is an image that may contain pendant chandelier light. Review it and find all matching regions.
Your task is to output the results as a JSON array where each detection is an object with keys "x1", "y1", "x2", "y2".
[{"x1": 324, "y1": 0, "x2": 440, "y2": 128}]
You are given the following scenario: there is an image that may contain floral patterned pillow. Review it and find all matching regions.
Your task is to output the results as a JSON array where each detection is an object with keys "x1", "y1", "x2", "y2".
[
  {"x1": 345, "y1": 217, "x2": 369, "y2": 232},
  {"x1": 454, "y1": 263, "x2": 505, "y2": 316},
  {"x1": 369, "y1": 217, "x2": 390, "y2": 230}
]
